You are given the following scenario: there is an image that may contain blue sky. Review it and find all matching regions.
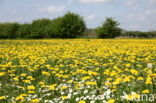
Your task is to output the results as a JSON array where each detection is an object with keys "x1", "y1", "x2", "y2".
[{"x1": 0, "y1": 0, "x2": 156, "y2": 31}]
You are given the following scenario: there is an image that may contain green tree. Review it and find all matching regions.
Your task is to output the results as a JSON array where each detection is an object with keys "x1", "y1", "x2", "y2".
[
  {"x1": 0, "y1": 23, "x2": 20, "y2": 39},
  {"x1": 0, "y1": 23, "x2": 7, "y2": 38},
  {"x1": 61, "y1": 12, "x2": 86, "y2": 38},
  {"x1": 49, "y1": 17, "x2": 64, "y2": 38},
  {"x1": 51, "y1": 12, "x2": 86, "y2": 38},
  {"x1": 96, "y1": 17, "x2": 121, "y2": 38},
  {"x1": 31, "y1": 18, "x2": 51, "y2": 38},
  {"x1": 17, "y1": 23, "x2": 31, "y2": 38}
]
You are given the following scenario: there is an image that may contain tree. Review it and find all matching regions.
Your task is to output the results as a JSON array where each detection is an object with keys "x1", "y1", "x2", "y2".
[
  {"x1": 17, "y1": 23, "x2": 31, "y2": 38},
  {"x1": 0, "y1": 23, "x2": 20, "y2": 39},
  {"x1": 96, "y1": 17, "x2": 121, "y2": 38},
  {"x1": 49, "y1": 17, "x2": 64, "y2": 38},
  {"x1": 51, "y1": 12, "x2": 86, "y2": 38},
  {"x1": 31, "y1": 18, "x2": 52, "y2": 38}
]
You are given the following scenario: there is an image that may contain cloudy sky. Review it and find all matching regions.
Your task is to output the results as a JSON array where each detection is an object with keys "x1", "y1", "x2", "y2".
[{"x1": 0, "y1": 0, "x2": 156, "y2": 31}]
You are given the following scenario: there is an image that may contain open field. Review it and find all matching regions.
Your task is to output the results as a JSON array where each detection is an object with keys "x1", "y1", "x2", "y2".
[{"x1": 0, "y1": 39, "x2": 156, "y2": 103}]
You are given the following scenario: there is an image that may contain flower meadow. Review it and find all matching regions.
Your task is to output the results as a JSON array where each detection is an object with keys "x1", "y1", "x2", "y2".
[{"x1": 0, "y1": 39, "x2": 156, "y2": 103}]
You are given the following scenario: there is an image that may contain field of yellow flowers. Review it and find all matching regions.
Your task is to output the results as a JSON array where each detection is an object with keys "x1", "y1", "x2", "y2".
[{"x1": 0, "y1": 39, "x2": 156, "y2": 103}]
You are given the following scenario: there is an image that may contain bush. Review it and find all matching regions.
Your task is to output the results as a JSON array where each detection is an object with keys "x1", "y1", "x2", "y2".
[{"x1": 96, "y1": 17, "x2": 121, "y2": 38}]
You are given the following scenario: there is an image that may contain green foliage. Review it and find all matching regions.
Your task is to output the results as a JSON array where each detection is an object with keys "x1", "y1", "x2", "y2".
[
  {"x1": 50, "y1": 17, "x2": 64, "y2": 38},
  {"x1": 0, "y1": 12, "x2": 86, "y2": 39},
  {"x1": 61, "y1": 12, "x2": 86, "y2": 38},
  {"x1": 50, "y1": 12, "x2": 86, "y2": 38},
  {"x1": 96, "y1": 17, "x2": 121, "y2": 38},
  {"x1": 17, "y1": 24, "x2": 31, "y2": 38},
  {"x1": 30, "y1": 18, "x2": 52, "y2": 38},
  {"x1": 0, "y1": 23, "x2": 20, "y2": 39}
]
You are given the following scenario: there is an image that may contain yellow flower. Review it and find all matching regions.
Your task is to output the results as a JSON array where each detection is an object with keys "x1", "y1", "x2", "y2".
[
  {"x1": 145, "y1": 77, "x2": 152, "y2": 84},
  {"x1": 13, "y1": 77, "x2": 19, "y2": 81},
  {"x1": 0, "y1": 96, "x2": 6, "y2": 100},
  {"x1": 130, "y1": 69, "x2": 138, "y2": 75},
  {"x1": 23, "y1": 80, "x2": 31, "y2": 83},
  {"x1": 88, "y1": 70, "x2": 98, "y2": 76},
  {"x1": 123, "y1": 76, "x2": 131, "y2": 82},
  {"x1": 38, "y1": 81, "x2": 45, "y2": 85},
  {"x1": 78, "y1": 100, "x2": 86, "y2": 103},
  {"x1": 42, "y1": 71, "x2": 50, "y2": 76},
  {"x1": 61, "y1": 96, "x2": 68, "y2": 100},
  {"x1": 138, "y1": 77, "x2": 144, "y2": 80},
  {"x1": 27, "y1": 85, "x2": 35, "y2": 90},
  {"x1": 108, "y1": 99, "x2": 115, "y2": 103},
  {"x1": 20, "y1": 73, "x2": 27, "y2": 77},
  {"x1": 85, "y1": 81, "x2": 97, "y2": 85},
  {"x1": 15, "y1": 95, "x2": 25, "y2": 101},
  {"x1": 142, "y1": 89, "x2": 150, "y2": 94},
  {"x1": 28, "y1": 91, "x2": 35, "y2": 94},
  {"x1": 27, "y1": 76, "x2": 35, "y2": 80},
  {"x1": 61, "y1": 86, "x2": 68, "y2": 90},
  {"x1": 0, "y1": 72, "x2": 6, "y2": 76},
  {"x1": 49, "y1": 84, "x2": 57, "y2": 90},
  {"x1": 81, "y1": 76, "x2": 91, "y2": 80},
  {"x1": 126, "y1": 64, "x2": 131, "y2": 67},
  {"x1": 31, "y1": 98, "x2": 40, "y2": 103}
]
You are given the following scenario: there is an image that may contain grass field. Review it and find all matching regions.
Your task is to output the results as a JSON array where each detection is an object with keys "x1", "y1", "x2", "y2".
[{"x1": 0, "y1": 39, "x2": 156, "y2": 103}]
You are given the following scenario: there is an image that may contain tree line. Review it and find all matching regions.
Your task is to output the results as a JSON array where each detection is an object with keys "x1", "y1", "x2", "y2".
[
  {"x1": 0, "y1": 12, "x2": 86, "y2": 39},
  {"x1": 0, "y1": 11, "x2": 156, "y2": 39}
]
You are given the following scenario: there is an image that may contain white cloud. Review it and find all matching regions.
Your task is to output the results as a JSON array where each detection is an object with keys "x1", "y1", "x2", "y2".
[
  {"x1": 40, "y1": 5, "x2": 66, "y2": 13},
  {"x1": 85, "y1": 14, "x2": 96, "y2": 20},
  {"x1": 79, "y1": 0, "x2": 113, "y2": 3}
]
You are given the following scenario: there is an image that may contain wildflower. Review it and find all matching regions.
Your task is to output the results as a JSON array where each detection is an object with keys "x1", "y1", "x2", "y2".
[
  {"x1": 61, "y1": 96, "x2": 68, "y2": 100},
  {"x1": 145, "y1": 77, "x2": 152, "y2": 84},
  {"x1": 142, "y1": 89, "x2": 150, "y2": 94},
  {"x1": 81, "y1": 76, "x2": 91, "y2": 80},
  {"x1": 138, "y1": 77, "x2": 144, "y2": 80},
  {"x1": 28, "y1": 91, "x2": 35, "y2": 94},
  {"x1": 23, "y1": 80, "x2": 31, "y2": 83},
  {"x1": 27, "y1": 85, "x2": 35, "y2": 90},
  {"x1": 49, "y1": 84, "x2": 57, "y2": 90},
  {"x1": 130, "y1": 69, "x2": 138, "y2": 75},
  {"x1": 108, "y1": 99, "x2": 115, "y2": 103},
  {"x1": 78, "y1": 100, "x2": 86, "y2": 103},
  {"x1": 20, "y1": 73, "x2": 27, "y2": 77},
  {"x1": 85, "y1": 81, "x2": 97, "y2": 85},
  {"x1": 0, "y1": 96, "x2": 6, "y2": 100},
  {"x1": 0, "y1": 72, "x2": 6, "y2": 76},
  {"x1": 31, "y1": 98, "x2": 40, "y2": 103},
  {"x1": 61, "y1": 86, "x2": 68, "y2": 90},
  {"x1": 13, "y1": 77, "x2": 19, "y2": 81},
  {"x1": 42, "y1": 71, "x2": 50, "y2": 76}
]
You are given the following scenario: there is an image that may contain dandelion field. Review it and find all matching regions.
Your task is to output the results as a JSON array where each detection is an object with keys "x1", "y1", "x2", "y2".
[{"x1": 0, "y1": 39, "x2": 156, "y2": 103}]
